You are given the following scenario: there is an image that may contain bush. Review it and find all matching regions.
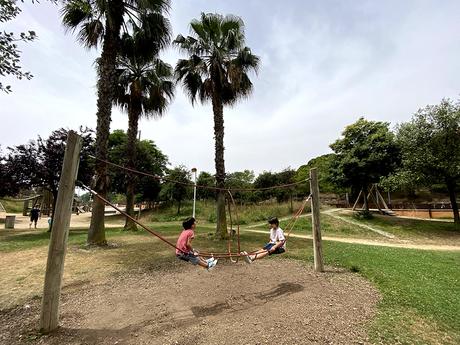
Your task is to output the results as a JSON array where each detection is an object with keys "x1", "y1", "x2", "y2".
[{"x1": 353, "y1": 210, "x2": 373, "y2": 220}]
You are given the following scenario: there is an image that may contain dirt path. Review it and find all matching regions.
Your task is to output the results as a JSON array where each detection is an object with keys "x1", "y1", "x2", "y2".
[
  {"x1": 322, "y1": 209, "x2": 395, "y2": 238},
  {"x1": 243, "y1": 229, "x2": 460, "y2": 251},
  {"x1": 2, "y1": 213, "x2": 123, "y2": 230},
  {"x1": 0, "y1": 260, "x2": 379, "y2": 345}
]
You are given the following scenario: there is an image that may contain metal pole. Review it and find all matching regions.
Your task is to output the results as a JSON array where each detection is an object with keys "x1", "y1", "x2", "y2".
[{"x1": 192, "y1": 168, "x2": 197, "y2": 218}]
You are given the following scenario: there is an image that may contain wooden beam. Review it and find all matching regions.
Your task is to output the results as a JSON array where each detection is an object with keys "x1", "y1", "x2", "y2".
[
  {"x1": 352, "y1": 189, "x2": 363, "y2": 211},
  {"x1": 310, "y1": 168, "x2": 324, "y2": 272},
  {"x1": 40, "y1": 131, "x2": 82, "y2": 334}
]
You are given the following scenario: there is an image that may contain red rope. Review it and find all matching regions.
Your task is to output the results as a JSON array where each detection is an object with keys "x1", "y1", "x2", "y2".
[
  {"x1": 88, "y1": 155, "x2": 309, "y2": 192},
  {"x1": 78, "y1": 183, "x2": 311, "y2": 259}
]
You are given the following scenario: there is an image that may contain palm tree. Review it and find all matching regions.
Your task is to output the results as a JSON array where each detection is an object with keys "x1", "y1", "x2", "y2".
[
  {"x1": 174, "y1": 13, "x2": 260, "y2": 239},
  {"x1": 61, "y1": 0, "x2": 171, "y2": 245},
  {"x1": 114, "y1": 30, "x2": 174, "y2": 231}
]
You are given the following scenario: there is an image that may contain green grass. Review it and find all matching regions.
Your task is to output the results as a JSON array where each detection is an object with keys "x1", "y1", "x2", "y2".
[
  {"x1": 339, "y1": 212, "x2": 460, "y2": 240},
  {"x1": 0, "y1": 199, "x2": 24, "y2": 213},
  {"x1": 276, "y1": 214, "x2": 383, "y2": 238},
  {"x1": 319, "y1": 243, "x2": 460, "y2": 344}
]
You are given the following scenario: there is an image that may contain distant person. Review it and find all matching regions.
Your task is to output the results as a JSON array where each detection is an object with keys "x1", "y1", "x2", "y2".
[
  {"x1": 29, "y1": 206, "x2": 40, "y2": 229},
  {"x1": 176, "y1": 217, "x2": 218, "y2": 270},
  {"x1": 241, "y1": 217, "x2": 286, "y2": 263}
]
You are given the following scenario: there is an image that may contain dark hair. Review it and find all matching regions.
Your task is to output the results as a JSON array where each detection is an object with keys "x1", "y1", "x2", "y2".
[
  {"x1": 182, "y1": 217, "x2": 196, "y2": 230},
  {"x1": 268, "y1": 217, "x2": 279, "y2": 226}
]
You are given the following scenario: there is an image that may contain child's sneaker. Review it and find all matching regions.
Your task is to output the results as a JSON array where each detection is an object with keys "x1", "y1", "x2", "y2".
[
  {"x1": 242, "y1": 251, "x2": 252, "y2": 264},
  {"x1": 207, "y1": 259, "x2": 218, "y2": 270},
  {"x1": 206, "y1": 257, "x2": 214, "y2": 264}
]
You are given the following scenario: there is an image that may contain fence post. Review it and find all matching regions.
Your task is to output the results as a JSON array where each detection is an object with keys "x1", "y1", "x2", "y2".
[
  {"x1": 40, "y1": 131, "x2": 82, "y2": 334},
  {"x1": 309, "y1": 168, "x2": 324, "y2": 272}
]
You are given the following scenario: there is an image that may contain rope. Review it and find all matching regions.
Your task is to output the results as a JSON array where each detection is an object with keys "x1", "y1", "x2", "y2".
[
  {"x1": 87, "y1": 155, "x2": 310, "y2": 192},
  {"x1": 78, "y1": 183, "x2": 186, "y2": 254},
  {"x1": 78, "y1": 182, "x2": 312, "y2": 259}
]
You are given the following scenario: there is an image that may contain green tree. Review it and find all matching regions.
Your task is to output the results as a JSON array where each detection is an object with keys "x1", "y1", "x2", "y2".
[
  {"x1": 2, "y1": 128, "x2": 94, "y2": 219},
  {"x1": 226, "y1": 170, "x2": 255, "y2": 204},
  {"x1": 0, "y1": 0, "x2": 38, "y2": 93},
  {"x1": 196, "y1": 171, "x2": 216, "y2": 200},
  {"x1": 160, "y1": 166, "x2": 191, "y2": 215},
  {"x1": 296, "y1": 154, "x2": 342, "y2": 195},
  {"x1": 395, "y1": 99, "x2": 460, "y2": 224},
  {"x1": 107, "y1": 130, "x2": 168, "y2": 210},
  {"x1": 330, "y1": 118, "x2": 400, "y2": 212},
  {"x1": 174, "y1": 13, "x2": 260, "y2": 239},
  {"x1": 114, "y1": 29, "x2": 173, "y2": 231},
  {"x1": 61, "y1": 0, "x2": 171, "y2": 245}
]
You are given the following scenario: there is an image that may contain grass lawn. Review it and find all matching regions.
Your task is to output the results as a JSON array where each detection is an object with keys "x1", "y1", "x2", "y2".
[
  {"x1": 0, "y1": 199, "x2": 24, "y2": 213},
  {"x1": 0, "y1": 216, "x2": 459, "y2": 344},
  {"x1": 337, "y1": 211, "x2": 460, "y2": 243}
]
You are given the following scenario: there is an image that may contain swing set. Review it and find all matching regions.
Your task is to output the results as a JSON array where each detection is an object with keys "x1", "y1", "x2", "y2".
[{"x1": 39, "y1": 131, "x2": 324, "y2": 334}]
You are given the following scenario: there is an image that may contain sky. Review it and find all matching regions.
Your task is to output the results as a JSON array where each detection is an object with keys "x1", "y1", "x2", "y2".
[{"x1": 1, "y1": 0, "x2": 460, "y2": 176}]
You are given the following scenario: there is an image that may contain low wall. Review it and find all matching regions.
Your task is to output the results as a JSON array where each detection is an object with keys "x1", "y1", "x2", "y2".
[{"x1": 392, "y1": 209, "x2": 453, "y2": 219}]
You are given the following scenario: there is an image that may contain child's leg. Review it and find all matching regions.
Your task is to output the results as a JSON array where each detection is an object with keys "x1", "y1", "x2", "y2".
[
  {"x1": 198, "y1": 258, "x2": 208, "y2": 268},
  {"x1": 251, "y1": 250, "x2": 269, "y2": 261}
]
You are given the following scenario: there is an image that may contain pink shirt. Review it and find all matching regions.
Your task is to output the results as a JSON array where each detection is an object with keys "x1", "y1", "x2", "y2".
[{"x1": 176, "y1": 229, "x2": 194, "y2": 255}]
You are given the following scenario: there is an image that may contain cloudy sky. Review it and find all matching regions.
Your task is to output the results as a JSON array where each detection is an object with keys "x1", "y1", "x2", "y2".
[{"x1": 1, "y1": 0, "x2": 460, "y2": 176}]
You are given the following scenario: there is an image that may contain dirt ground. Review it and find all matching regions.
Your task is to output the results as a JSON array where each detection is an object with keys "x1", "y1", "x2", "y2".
[
  {"x1": 2, "y1": 213, "x2": 122, "y2": 230},
  {"x1": 0, "y1": 260, "x2": 379, "y2": 345}
]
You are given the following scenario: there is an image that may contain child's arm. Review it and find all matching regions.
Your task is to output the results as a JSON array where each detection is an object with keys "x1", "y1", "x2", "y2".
[{"x1": 186, "y1": 235, "x2": 194, "y2": 252}]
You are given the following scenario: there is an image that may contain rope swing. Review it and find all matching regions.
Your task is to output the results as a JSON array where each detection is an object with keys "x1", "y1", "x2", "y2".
[{"x1": 80, "y1": 156, "x2": 313, "y2": 260}]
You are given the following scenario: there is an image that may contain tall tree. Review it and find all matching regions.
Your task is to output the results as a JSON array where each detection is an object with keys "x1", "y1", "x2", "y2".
[
  {"x1": 61, "y1": 0, "x2": 171, "y2": 245},
  {"x1": 395, "y1": 99, "x2": 460, "y2": 224},
  {"x1": 114, "y1": 29, "x2": 173, "y2": 231},
  {"x1": 174, "y1": 13, "x2": 260, "y2": 239},
  {"x1": 330, "y1": 118, "x2": 400, "y2": 212}
]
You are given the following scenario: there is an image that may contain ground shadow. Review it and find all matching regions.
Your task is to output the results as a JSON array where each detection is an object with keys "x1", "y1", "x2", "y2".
[{"x1": 191, "y1": 282, "x2": 304, "y2": 317}]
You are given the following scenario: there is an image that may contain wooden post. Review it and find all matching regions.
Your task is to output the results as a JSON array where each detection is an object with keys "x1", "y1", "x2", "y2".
[
  {"x1": 309, "y1": 168, "x2": 324, "y2": 272},
  {"x1": 40, "y1": 131, "x2": 82, "y2": 334},
  {"x1": 352, "y1": 189, "x2": 363, "y2": 210}
]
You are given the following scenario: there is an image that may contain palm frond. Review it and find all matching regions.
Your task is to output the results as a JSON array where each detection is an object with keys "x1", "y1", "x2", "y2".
[{"x1": 61, "y1": 0, "x2": 94, "y2": 31}]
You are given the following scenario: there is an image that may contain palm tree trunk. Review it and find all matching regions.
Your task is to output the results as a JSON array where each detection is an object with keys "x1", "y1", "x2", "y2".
[
  {"x1": 211, "y1": 92, "x2": 228, "y2": 239},
  {"x1": 446, "y1": 179, "x2": 460, "y2": 225},
  {"x1": 124, "y1": 96, "x2": 140, "y2": 231},
  {"x1": 87, "y1": 15, "x2": 121, "y2": 246}
]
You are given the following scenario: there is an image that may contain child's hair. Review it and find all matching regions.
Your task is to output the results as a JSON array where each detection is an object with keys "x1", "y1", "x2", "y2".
[
  {"x1": 268, "y1": 217, "x2": 279, "y2": 226},
  {"x1": 182, "y1": 217, "x2": 196, "y2": 230}
]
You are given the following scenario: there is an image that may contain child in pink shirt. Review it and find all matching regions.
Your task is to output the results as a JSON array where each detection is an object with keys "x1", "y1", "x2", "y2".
[{"x1": 176, "y1": 217, "x2": 217, "y2": 270}]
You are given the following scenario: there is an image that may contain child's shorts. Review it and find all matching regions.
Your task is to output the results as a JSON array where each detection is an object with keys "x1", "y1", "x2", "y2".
[
  {"x1": 263, "y1": 242, "x2": 285, "y2": 255},
  {"x1": 176, "y1": 252, "x2": 200, "y2": 265}
]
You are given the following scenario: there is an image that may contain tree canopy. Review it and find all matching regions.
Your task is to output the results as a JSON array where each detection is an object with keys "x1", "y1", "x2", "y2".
[
  {"x1": 394, "y1": 99, "x2": 460, "y2": 223},
  {"x1": 330, "y1": 118, "x2": 400, "y2": 211}
]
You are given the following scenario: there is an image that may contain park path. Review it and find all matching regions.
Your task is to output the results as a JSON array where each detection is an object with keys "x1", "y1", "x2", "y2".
[{"x1": 242, "y1": 228, "x2": 460, "y2": 251}]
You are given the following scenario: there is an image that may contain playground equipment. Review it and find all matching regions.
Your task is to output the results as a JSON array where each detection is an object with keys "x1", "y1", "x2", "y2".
[{"x1": 39, "y1": 131, "x2": 324, "y2": 334}]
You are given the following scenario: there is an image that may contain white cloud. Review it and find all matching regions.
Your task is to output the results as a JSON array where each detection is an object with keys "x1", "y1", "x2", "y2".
[{"x1": 1, "y1": 0, "x2": 460, "y2": 176}]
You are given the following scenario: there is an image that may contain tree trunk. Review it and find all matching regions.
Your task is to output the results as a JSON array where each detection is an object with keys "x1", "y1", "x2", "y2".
[
  {"x1": 446, "y1": 179, "x2": 460, "y2": 225},
  {"x1": 177, "y1": 200, "x2": 181, "y2": 215},
  {"x1": 87, "y1": 12, "x2": 122, "y2": 246},
  {"x1": 211, "y1": 92, "x2": 227, "y2": 239},
  {"x1": 123, "y1": 87, "x2": 141, "y2": 232}
]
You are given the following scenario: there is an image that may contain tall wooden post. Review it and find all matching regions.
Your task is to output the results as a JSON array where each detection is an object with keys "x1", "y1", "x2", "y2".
[
  {"x1": 40, "y1": 131, "x2": 82, "y2": 334},
  {"x1": 309, "y1": 168, "x2": 324, "y2": 272}
]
